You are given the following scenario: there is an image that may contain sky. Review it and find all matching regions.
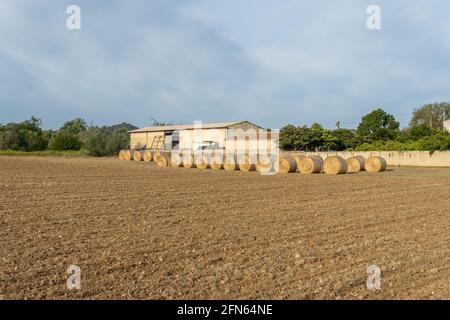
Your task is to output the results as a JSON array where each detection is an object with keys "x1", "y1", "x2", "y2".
[{"x1": 1, "y1": 0, "x2": 449, "y2": 130}]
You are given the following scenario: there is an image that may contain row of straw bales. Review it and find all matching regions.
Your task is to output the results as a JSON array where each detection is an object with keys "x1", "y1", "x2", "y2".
[
  {"x1": 119, "y1": 149, "x2": 387, "y2": 174},
  {"x1": 292, "y1": 154, "x2": 386, "y2": 174}
]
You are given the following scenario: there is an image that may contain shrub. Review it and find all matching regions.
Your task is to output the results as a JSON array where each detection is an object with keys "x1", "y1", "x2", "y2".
[
  {"x1": 83, "y1": 127, "x2": 108, "y2": 156},
  {"x1": 48, "y1": 130, "x2": 82, "y2": 150},
  {"x1": 105, "y1": 128, "x2": 129, "y2": 155},
  {"x1": 0, "y1": 117, "x2": 49, "y2": 151},
  {"x1": 409, "y1": 124, "x2": 434, "y2": 140},
  {"x1": 414, "y1": 133, "x2": 450, "y2": 151}
]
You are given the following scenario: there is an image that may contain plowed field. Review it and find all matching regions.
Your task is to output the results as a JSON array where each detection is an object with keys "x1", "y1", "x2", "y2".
[{"x1": 1, "y1": 156, "x2": 449, "y2": 299}]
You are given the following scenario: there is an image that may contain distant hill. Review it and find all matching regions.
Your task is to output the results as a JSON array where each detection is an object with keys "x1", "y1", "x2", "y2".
[{"x1": 102, "y1": 122, "x2": 138, "y2": 133}]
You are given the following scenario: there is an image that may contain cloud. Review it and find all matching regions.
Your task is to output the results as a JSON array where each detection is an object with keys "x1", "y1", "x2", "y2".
[{"x1": 0, "y1": 0, "x2": 449, "y2": 129}]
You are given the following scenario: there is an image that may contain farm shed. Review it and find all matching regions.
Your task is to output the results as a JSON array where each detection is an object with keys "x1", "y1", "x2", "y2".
[{"x1": 129, "y1": 121, "x2": 263, "y2": 151}]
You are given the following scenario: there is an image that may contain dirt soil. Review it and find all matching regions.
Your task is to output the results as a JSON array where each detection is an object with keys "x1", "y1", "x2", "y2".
[{"x1": 0, "y1": 156, "x2": 449, "y2": 299}]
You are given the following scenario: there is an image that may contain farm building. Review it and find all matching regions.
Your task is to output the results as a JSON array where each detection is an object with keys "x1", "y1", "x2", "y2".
[
  {"x1": 444, "y1": 119, "x2": 450, "y2": 132},
  {"x1": 129, "y1": 121, "x2": 263, "y2": 151}
]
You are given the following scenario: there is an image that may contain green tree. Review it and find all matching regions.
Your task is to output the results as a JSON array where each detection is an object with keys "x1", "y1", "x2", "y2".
[
  {"x1": 48, "y1": 117, "x2": 88, "y2": 151},
  {"x1": 0, "y1": 117, "x2": 49, "y2": 151},
  {"x1": 105, "y1": 128, "x2": 130, "y2": 155},
  {"x1": 279, "y1": 124, "x2": 300, "y2": 150},
  {"x1": 308, "y1": 123, "x2": 325, "y2": 150},
  {"x1": 357, "y1": 108, "x2": 400, "y2": 141},
  {"x1": 414, "y1": 132, "x2": 450, "y2": 151},
  {"x1": 330, "y1": 129, "x2": 362, "y2": 150},
  {"x1": 409, "y1": 124, "x2": 434, "y2": 140},
  {"x1": 280, "y1": 124, "x2": 342, "y2": 151},
  {"x1": 409, "y1": 102, "x2": 450, "y2": 129},
  {"x1": 61, "y1": 118, "x2": 87, "y2": 135},
  {"x1": 48, "y1": 130, "x2": 82, "y2": 150},
  {"x1": 83, "y1": 127, "x2": 107, "y2": 156},
  {"x1": 0, "y1": 126, "x2": 20, "y2": 150}
]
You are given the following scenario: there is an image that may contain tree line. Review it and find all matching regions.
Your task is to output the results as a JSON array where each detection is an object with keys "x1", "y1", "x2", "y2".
[
  {"x1": 280, "y1": 102, "x2": 450, "y2": 152},
  {"x1": 0, "y1": 117, "x2": 136, "y2": 156},
  {"x1": 1, "y1": 102, "x2": 449, "y2": 155}
]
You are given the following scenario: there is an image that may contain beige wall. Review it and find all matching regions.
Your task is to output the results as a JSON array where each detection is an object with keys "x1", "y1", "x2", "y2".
[
  {"x1": 130, "y1": 131, "x2": 165, "y2": 149},
  {"x1": 282, "y1": 150, "x2": 450, "y2": 167},
  {"x1": 129, "y1": 132, "x2": 147, "y2": 149},
  {"x1": 178, "y1": 128, "x2": 226, "y2": 149},
  {"x1": 131, "y1": 129, "x2": 227, "y2": 150}
]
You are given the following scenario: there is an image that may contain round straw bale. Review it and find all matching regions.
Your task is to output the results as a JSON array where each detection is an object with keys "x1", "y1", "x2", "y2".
[
  {"x1": 223, "y1": 154, "x2": 239, "y2": 171},
  {"x1": 346, "y1": 155, "x2": 366, "y2": 172},
  {"x1": 143, "y1": 150, "x2": 153, "y2": 162},
  {"x1": 210, "y1": 153, "x2": 224, "y2": 170},
  {"x1": 182, "y1": 153, "x2": 196, "y2": 168},
  {"x1": 170, "y1": 152, "x2": 183, "y2": 167},
  {"x1": 291, "y1": 155, "x2": 305, "y2": 172},
  {"x1": 311, "y1": 155, "x2": 324, "y2": 171},
  {"x1": 278, "y1": 155, "x2": 297, "y2": 174},
  {"x1": 311, "y1": 155, "x2": 324, "y2": 164},
  {"x1": 118, "y1": 149, "x2": 125, "y2": 160},
  {"x1": 324, "y1": 156, "x2": 347, "y2": 174},
  {"x1": 153, "y1": 151, "x2": 161, "y2": 162},
  {"x1": 299, "y1": 155, "x2": 322, "y2": 174},
  {"x1": 365, "y1": 156, "x2": 387, "y2": 173},
  {"x1": 123, "y1": 150, "x2": 134, "y2": 161},
  {"x1": 195, "y1": 153, "x2": 210, "y2": 170},
  {"x1": 256, "y1": 155, "x2": 273, "y2": 173},
  {"x1": 133, "y1": 150, "x2": 145, "y2": 161},
  {"x1": 156, "y1": 152, "x2": 171, "y2": 167},
  {"x1": 238, "y1": 154, "x2": 256, "y2": 172}
]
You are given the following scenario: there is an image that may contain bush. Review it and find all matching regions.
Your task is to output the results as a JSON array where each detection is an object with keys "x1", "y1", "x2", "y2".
[
  {"x1": 353, "y1": 131, "x2": 450, "y2": 152},
  {"x1": 409, "y1": 124, "x2": 434, "y2": 140},
  {"x1": 24, "y1": 130, "x2": 50, "y2": 151},
  {"x1": 0, "y1": 118, "x2": 135, "y2": 156},
  {"x1": 48, "y1": 130, "x2": 82, "y2": 150},
  {"x1": 280, "y1": 125, "x2": 362, "y2": 151},
  {"x1": 105, "y1": 128, "x2": 129, "y2": 155},
  {"x1": 0, "y1": 117, "x2": 49, "y2": 151},
  {"x1": 330, "y1": 129, "x2": 364, "y2": 150},
  {"x1": 0, "y1": 127, "x2": 20, "y2": 150},
  {"x1": 414, "y1": 133, "x2": 450, "y2": 151},
  {"x1": 83, "y1": 127, "x2": 108, "y2": 156},
  {"x1": 354, "y1": 140, "x2": 412, "y2": 151}
]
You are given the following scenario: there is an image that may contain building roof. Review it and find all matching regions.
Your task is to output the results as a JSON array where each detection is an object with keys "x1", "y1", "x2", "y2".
[{"x1": 129, "y1": 121, "x2": 260, "y2": 133}]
